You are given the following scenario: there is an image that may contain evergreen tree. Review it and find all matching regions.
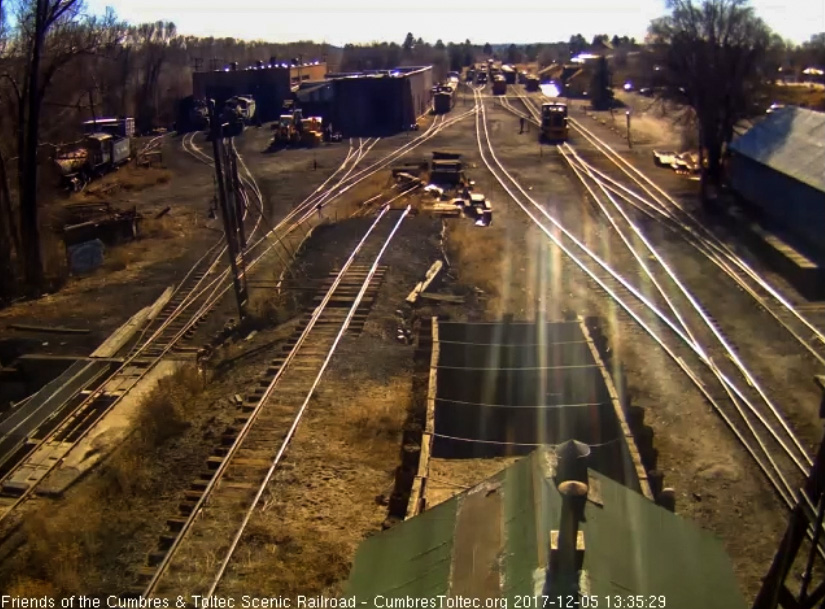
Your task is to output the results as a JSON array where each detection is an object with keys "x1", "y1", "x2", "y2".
[
  {"x1": 589, "y1": 55, "x2": 614, "y2": 110},
  {"x1": 402, "y1": 32, "x2": 414, "y2": 53}
]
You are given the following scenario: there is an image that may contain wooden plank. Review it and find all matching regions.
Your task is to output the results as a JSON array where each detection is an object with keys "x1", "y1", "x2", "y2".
[
  {"x1": 426, "y1": 318, "x2": 439, "y2": 435},
  {"x1": 419, "y1": 293, "x2": 465, "y2": 304},
  {"x1": 407, "y1": 317, "x2": 440, "y2": 519},
  {"x1": 9, "y1": 324, "x2": 89, "y2": 335},
  {"x1": 406, "y1": 260, "x2": 444, "y2": 304},
  {"x1": 90, "y1": 286, "x2": 174, "y2": 358},
  {"x1": 578, "y1": 317, "x2": 654, "y2": 500}
]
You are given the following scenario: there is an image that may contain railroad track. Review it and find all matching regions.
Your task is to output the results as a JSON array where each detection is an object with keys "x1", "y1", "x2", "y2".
[
  {"x1": 475, "y1": 86, "x2": 816, "y2": 516},
  {"x1": 134, "y1": 202, "x2": 411, "y2": 600},
  {"x1": 0, "y1": 140, "x2": 265, "y2": 523},
  {"x1": 513, "y1": 86, "x2": 825, "y2": 367},
  {"x1": 0, "y1": 108, "x2": 475, "y2": 530}
]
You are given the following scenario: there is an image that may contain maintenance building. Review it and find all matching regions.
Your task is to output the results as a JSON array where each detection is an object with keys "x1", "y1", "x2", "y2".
[
  {"x1": 728, "y1": 106, "x2": 825, "y2": 257},
  {"x1": 192, "y1": 60, "x2": 327, "y2": 121},
  {"x1": 325, "y1": 66, "x2": 433, "y2": 136}
]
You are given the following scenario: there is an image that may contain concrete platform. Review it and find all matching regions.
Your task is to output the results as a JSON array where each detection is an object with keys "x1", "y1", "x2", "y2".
[
  {"x1": 411, "y1": 317, "x2": 651, "y2": 515},
  {"x1": 725, "y1": 206, "x2": 824, "y2": 300},
  {"x1": 36, "y1": 359, "x2": 185, "y2": 496}
]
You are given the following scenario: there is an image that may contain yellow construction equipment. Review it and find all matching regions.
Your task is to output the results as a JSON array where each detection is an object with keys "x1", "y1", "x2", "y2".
[
  {"x1": 300, "y1": 116, "x2": 323, "y2": 147},
  {"x1": 270, "y1": 108, "x2": 326, "y2": 148}
]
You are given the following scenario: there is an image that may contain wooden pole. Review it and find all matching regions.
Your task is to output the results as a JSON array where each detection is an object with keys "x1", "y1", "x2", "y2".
[
  {"x1": 626, "y1": 110, "x2": 632, "y2": 149},
  {"x1": 209, "y1": 100, "x2": 247, "y2": 321}
]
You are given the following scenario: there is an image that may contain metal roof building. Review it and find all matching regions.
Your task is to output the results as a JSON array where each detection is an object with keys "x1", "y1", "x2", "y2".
[
  {"x1": 192, "y1": 61, "x2": 327, "y2": 121},
  {"x1": 728, "y1": 107, "x2": 825, "y2": 256},
  {"x1": 326, "y1": 66, "x2": 433, "y2": 136},
  {"x1": 345, "y1": 447, "x2": 747, "y2": 609}
]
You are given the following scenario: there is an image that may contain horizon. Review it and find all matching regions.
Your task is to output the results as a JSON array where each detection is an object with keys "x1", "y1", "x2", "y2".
[{"x1": 84, "y1": 1, "x2": 823, "y2": 48}]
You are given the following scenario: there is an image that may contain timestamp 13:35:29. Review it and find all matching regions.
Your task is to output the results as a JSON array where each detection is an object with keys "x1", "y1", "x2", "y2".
[{"x1": 512, "y1": 595, "x2": 667, "y2": 608}]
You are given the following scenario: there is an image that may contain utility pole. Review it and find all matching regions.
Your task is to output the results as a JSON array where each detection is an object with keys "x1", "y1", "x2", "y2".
[
  {"x1": 208, "y1": 100, "x2": 248, "y2": 321},
  {"x1": 753, "y1": 376, "x2": 825, "y2": 609},
  {"x1": 626, "y1": 110, "x2": 632, "y2": 149},
  {"x1": 227, "y1": 147, "x2": 247, "y2": 250}
]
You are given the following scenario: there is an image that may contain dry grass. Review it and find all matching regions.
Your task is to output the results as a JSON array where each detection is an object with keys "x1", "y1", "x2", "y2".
[
  {"x1": 74, "y1": 165, "x2": 172, "y2": 203},
  {"x1": 445, "y1": 218, "x2": 503, "y2": 302},
  {"x1": 338, "y1": 377, "x2": 410, "y2": 446},
  {"x1": 20, "y1": 494, "x2": 105, "y2": 593},
  {"x1": 140, "y1": 216, "x2": 176, "y2": 240},
  {"x1": 247, "y1": 290, "x2": 293, "y2": 329},
  {"x1": 133, "y1": 365, "x2": 205, "y2": 449},
  {"x1": 770, "y1": 84, "x2": 825, "y2": 111},
  {"x1": 217, "y1": 371, "x2": 411, "y2": 597},
  {"x1": 4, "y1": 366, "x2": 205, "y2": 595},
  {"x1": 236, "y1": 526, "x2": 350, "y2": 597}
]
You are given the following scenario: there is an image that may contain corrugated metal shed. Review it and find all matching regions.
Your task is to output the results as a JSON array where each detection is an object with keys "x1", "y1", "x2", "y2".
[
  {"x1": 329, "y1": 66, "x2": 432, "y2": 135},
  {"x1": 729, "y1": 107, "x2": 825, "y2": 194},
  {"x1": 345, "y1": 447, "x2": 747, "y2": 609}
]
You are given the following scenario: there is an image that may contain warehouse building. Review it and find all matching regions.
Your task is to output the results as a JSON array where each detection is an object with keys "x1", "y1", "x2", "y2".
[
  {"x1": 192, "y1": 60, "x2": 327, "y2": 121},
  {"x1": 326, "y1": 66, "x2": 433, "y2": 136},
  {"x1": 728, "y1": 107, "x2": 825, "y2": 257}
]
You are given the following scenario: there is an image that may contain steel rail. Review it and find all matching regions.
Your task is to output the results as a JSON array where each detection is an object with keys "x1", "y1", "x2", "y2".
[
  {"x1": 511, "y1": 90, "x2": 816, "y2": 470},
  {"x1": 473, "y1": 87, "x2": 798, "y2": 507},
  {"x1": 207, "y1": 204, "x2": 412, "y2": 596},
  {"x1": 143, "y1": 198, "x2": 410, "y2": 597},
  {"x1": 565, "y1": 113, "x2": 825, "y2": 359},
  {"x1": 558, "y1": 145, "x2": 810, "y2": 486}
]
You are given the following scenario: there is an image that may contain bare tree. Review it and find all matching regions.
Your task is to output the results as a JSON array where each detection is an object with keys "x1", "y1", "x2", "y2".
[
  {"x1": 0, "y1": 0, "x2": 20, "y2": 300},
  {"x1": 0, "y1": 0, "x2": 119, "y2": 293},
  {"x1": 132, "y1": 21, "x2": 177, "y2": 133},
  {"x1": 648, "y1": 0, "x2": 772, "y2": 201}
]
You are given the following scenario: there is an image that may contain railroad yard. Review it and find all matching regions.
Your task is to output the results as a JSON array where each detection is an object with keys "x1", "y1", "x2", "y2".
[{"x1": 1, "y1": 55, "x2": 824, "y2": 607}]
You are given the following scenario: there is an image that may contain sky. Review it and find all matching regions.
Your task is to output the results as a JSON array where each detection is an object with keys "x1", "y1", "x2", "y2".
[{"x1": 84, "y1": 0, "x2": 824, "y2": 47}]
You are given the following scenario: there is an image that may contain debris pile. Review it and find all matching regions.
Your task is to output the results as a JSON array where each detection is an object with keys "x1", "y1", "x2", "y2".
[
  {"x1": 416, "y1": 152, "x2": 492, "y2": 226},
  {"x1": 59, "y1": 201, "x2": 143, "y2": 274},
  {"x1": 62, "y1": 202, "x2": 142, "y2": 247}
]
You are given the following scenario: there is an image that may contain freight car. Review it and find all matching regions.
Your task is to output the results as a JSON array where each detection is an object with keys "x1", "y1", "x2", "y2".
[
  {"x1": 492, "y1": 75, "x2": 507, "y2": 95},
  {"x1": 55, "y1": 132, "x2": 132, "y2": 191},
  {"x1": 525, "y1": 76, "x2": 540, "y2": 92},
  {"x1": 82, "y1": 117, "x2": 135, "y2": 138},
  {"x1": 477, "y1": 72, "x2": 488, "y2": 85}
]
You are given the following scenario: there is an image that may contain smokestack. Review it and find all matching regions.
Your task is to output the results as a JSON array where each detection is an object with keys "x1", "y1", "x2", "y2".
[{"x1": 546, "y1": 440, "x2": 590, "y2": 599}]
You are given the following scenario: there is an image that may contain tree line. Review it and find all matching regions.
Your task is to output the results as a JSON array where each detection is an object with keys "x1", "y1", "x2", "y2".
[{"x1": 338, "y1": 33, "x2": 643, "y2": 80}]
